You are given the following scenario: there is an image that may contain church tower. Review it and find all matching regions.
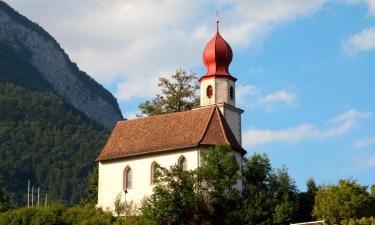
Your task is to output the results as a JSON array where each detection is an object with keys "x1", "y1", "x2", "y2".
[{"x1": 200, "y1": 19, "x2": 244, "y2": 144}]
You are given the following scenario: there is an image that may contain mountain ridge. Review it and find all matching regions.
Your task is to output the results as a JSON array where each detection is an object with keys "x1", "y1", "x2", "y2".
[{"x1": 0, "y1": 1, "x2": 123, "y2": 129}]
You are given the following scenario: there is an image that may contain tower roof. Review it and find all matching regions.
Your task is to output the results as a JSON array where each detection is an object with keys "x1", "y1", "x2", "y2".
[{"x1": 200, "y1": 19, "x2": 236, "y2": 82}]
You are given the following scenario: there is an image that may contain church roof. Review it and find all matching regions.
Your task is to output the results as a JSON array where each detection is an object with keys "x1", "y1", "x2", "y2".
[{"x1": 97, "y1": 106, "x2": 245, "y2": 161}]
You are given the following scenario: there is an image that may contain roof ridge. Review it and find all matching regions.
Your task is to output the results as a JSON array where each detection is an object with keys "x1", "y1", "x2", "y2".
[
  {"x1": 197, "y1": 106, "x2": 216, "y2": 144},
  {"x1": 119, "y1": 107, "x2": 213, "y2": 123}
]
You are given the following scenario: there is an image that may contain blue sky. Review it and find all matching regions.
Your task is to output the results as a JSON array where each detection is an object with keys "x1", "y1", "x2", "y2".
[{"x1": 7, "y1": 0, "x2": 375, "y2": 190}]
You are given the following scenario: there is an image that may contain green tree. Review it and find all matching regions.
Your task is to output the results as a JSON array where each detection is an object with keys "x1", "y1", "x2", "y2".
[
  {"x1": 81, "y1": 165, "x2": 98, "y2": 205},
  {"x1": 138, "y1": 69, "x2": 199, "y2": 116},
  {"x1": 313, "y1": 179, "x2": 375, "y2": 224},
  {"x1": 0, "y1": 186, "x2": 11, "y2": 212},
  {"x1": 114, "y1": 193, "x2": 126, "y2": 217},
  {"x1": 198, "y1": 144, "x2": 241, "y2": 224},
  {"x1": 141, "y1": 166, "x2": 199, "y2": 225},
  {"x1": 241, "y1": 153, "x2": 298, "y2": 225},
  {"x1": 141, "y1": 144, "x2": 240, "y2": 225},
  {"x1": 295, "y1": 178, "x2": 318, "y2": 222}
]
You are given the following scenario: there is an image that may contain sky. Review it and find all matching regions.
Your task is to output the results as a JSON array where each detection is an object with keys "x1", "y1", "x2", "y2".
[{"x1": 6, "y1": 0, "x2": 375, "y2": 190}]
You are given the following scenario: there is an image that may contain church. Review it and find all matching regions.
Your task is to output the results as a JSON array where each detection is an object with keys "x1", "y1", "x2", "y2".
[{"x1": 96, "y1": 20, "x2": 246, "y2": 212}]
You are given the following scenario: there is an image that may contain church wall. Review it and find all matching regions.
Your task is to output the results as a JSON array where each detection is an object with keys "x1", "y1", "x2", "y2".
[{"x1": 97, "y1": 148, "x2": 200, "y2": 212}]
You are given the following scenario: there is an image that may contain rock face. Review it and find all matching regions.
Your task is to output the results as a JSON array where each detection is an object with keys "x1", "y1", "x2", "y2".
[{"x1": 0, "y1": 2, "x2": 123, "y2": 129}]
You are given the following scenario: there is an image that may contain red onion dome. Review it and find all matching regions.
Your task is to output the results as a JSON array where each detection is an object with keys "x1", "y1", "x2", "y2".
[{"x1": 200, "y1": 20, "x2": 236, "y2": 82}]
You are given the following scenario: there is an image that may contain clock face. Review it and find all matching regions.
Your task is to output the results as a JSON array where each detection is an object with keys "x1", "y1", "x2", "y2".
[{"x1": 207, "y1": 85, "x2": 213, "y2": 98}]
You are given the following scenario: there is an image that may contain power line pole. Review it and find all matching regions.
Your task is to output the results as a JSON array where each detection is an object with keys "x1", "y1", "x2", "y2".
[
  {"x1": 27, "y1": 180, "x2": 30, "y2": 208},
  {"x1": 37, "y1": 187, "x2": 40, "y2": 207},
  {"x1": 31, "y1": 186, "x2": 34, "y2": 207}
]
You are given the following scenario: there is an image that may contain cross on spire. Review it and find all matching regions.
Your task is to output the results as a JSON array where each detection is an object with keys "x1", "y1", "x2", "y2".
[{"x1": 216, "y1": 11, "x2": 220, "y2": 32}]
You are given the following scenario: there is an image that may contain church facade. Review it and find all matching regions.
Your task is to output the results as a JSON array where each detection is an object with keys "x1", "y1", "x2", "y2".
[{"x1": 96, "y1": 21, "x2": 246, "y2": 212}]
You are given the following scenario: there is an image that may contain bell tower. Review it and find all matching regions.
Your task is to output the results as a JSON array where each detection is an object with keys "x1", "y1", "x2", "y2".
[{"x1": 199, "y1": 19, "x2": 244, "y2": 144}]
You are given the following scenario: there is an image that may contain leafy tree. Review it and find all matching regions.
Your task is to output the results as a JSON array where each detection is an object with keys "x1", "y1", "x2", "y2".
[
  {"x1": 0, "y1": 186, "x2": 11, "y2": 212},
  {"x1": 141, "y1": 144, "x2": 240, "y2": 225},
  {"x1": 114, "y1": 193, "x2": 126, "y2": 217},
  {"x1": 141, "y1": 166, "x2": 199, "y2": 225},
  {"x1": 295, "y1": 178, "x2": 318, "y2": 222},
  {"x1": 313, "y1": 179, "x2": 375, "y2": 224},
  {"x1": 81, "y1": 166, "x2": 99, "y2": 205},
  {"x1": 198, "y1": 144, "x2": 241, "y2": 224},
  {"x1": 241, "y1": 153, "x2": 298, "y2": 225},
  {"x1": 371, "y1": 184, "x2": 375, "y2": 199},
  {"x1": 138, "y1": 69, "x2": 199, "y2": 116}
]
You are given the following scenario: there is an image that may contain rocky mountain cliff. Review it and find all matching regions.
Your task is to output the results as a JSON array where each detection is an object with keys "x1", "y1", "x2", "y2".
[{"x1": 0, "y1": 1, "x2": 123, "y2": 129}]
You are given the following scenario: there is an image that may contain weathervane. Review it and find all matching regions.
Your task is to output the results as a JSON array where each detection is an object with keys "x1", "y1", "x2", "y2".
[{"x1": 216, "y1": 10, "x2": 220, "y2": 32}]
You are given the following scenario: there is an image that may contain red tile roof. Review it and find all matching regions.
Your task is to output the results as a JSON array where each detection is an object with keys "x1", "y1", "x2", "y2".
[{"x1": 97, "y1": 106, "x2": 245, "y2": 161}]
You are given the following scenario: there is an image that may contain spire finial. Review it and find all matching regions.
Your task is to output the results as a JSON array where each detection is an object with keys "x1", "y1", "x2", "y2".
[{"x1": 216, "y1": 11, "x2": 219, "y2": 33}]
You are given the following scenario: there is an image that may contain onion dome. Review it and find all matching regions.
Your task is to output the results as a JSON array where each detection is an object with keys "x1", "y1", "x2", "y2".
[{"x1": 200, "y1": 19, "x2": 236, "y2": 82}]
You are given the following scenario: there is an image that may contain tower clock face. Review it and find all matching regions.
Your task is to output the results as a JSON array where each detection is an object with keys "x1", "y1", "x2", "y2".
[{"x1": 207, "y1": 85, "x2": 213, "y2": 98}]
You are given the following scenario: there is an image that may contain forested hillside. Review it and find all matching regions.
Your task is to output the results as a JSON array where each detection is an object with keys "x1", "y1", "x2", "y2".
[{"x1": 0, "y1": 81, "x2": 109, "y2": 205}]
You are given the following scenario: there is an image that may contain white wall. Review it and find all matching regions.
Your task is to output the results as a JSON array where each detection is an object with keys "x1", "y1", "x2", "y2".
[{"x1": 97, "y1": 148, "x2": 200, "y2": 212}]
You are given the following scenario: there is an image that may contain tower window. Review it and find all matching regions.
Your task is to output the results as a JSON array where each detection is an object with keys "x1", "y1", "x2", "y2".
[
  {"x1": 207, "y1": 85, "x2": 213, "y2": 98},
  {"x1": 229, "y1": 86, "x2": 234, "y2": 100}
]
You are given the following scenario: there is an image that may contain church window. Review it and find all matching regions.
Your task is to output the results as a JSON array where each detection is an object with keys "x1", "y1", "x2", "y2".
[
  {"x1": 207, "y1": 85, "x2": 213, "y2": 98},
  {"x1": 151, "y1": 162, "x2": 160, "y2": 185},
  {"x1": 123, "y1": 166, "x2": 132, "y2": 190},
  {"x1": 178, "y1": 156, "x2": 187, "y2": 171},
  {"x1": 229, "y1": 86, "x2": 234, "y2": 100}
]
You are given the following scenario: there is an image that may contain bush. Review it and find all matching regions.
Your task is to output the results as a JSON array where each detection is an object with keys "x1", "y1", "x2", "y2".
[{"x1": 341, "y1": 217, "x2": 375, "y2": 225}]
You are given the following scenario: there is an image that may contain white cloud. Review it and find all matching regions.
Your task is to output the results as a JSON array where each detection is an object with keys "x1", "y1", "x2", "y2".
[
  {"x1": 257, "y1": 91, "x2": 296, "y2": 106},
  {"x1": 342, "y1": 27, "x2": 375, "y2": 55},
  {"x1": 6, "y1": 0, "x2": 328, "y2": 102},
  {"x1": 236, "y1": 84, "x2": 258, "y2": 105},
  {"x1": 244, "y1": 109, "x2": 372, "y2": 147},
  {"x1": 364, "y1": 154, "x2": 375, "y2": 167},
  {"x1": 345, "y1": 0, "x2": 375, "y2": 15},
  {"x1": 353, "y1": 135, "x2": 375, "y2": 148}
]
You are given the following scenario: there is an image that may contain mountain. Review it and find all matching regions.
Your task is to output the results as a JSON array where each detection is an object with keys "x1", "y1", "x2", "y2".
[
  {"x1": 0, "y1": 1, "x2": 123, "y2": 205},
  {"x1": 0, "y1": 1, "x2": 123, "y2": 129}
]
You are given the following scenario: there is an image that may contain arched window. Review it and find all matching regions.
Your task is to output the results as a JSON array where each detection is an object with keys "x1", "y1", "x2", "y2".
[
  {"x1": 123, "y1": 166, "x2": 132, "y2": 190},
  {"x1": 207, "y1": 85, "x2": 213, "y2": 98},
  {"x1": 178, "y1": 156, "x2": 187, "y2": 171},
  {"x1": 229, "y1": 86, "x2": 234, "y2": 100},
  {"x1": 151, "y1": 162, "x2": 160, "y2": 185}
]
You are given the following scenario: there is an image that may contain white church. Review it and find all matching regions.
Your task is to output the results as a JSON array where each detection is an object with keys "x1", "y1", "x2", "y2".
[{"x1": 96, "y1": 21, "x2": 247, "y2": 212}]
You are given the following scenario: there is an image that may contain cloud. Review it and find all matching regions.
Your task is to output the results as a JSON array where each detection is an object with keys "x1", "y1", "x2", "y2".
[
  {"x1": 244, "y1": 109, "x2": 372, "y2": 147},
  {"x1": 345, "y1": 0, "x2": 375, "y2": 15},
  {"x1": 364, "y1": 154, "x2": 375, "y2": 167},
  {"x1": 353, "y1": 135, "x2": 375, "y2": 148},
  {"x1": 6, "y1": 0, "x2": 328, "y2": 102},
  {"x1": 256, "y1": 91, "x2": 296, "y2": 106},
  {"x1": 342, "y1": 27, "x2": 375, "y2": 55},
  {"x1": 236, "y1": 84, "x2": 259, "y2": 105}
]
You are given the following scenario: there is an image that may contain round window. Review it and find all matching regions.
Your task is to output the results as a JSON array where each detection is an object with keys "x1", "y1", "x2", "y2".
[{"x1": 207, "y1": 85, "x2": 213, "y2": 98}]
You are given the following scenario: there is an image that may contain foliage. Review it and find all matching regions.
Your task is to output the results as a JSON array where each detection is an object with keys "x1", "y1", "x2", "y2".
[
  {"x1": 141, "y1": 144, "x2": 240, "y2": 225},
  {"x1": 141, "y1": 166, "x2": 199, "y2": 225},
  {"x1": 138, "y1": 69, "x2": 199, "y2": 116},
  {"x1": 114, "y1": 193, "x2": 126, "y2": 217},
  {"x1": 0, "y1": 186, "x2": 11, "y2": 212},
  {"x1": 313, "y1": 179, "x2": 375, "y2": 224},
  {"x1": 341, "y1": 217, "x2": 375, "y2": 225},
  {"x1": 0, "y1": 203, "x2": 114, "y2": 225},
  {"x1": 198, "y1": 144, "x2": 241, "y2": 224},
  {"x1": 0, "y1": 82, "x2": 109, "y2": 205},
  {"x1": 295, "y1": 178, "x2": 318, "y2": 222},
  {"x1": 241, "y1": 153, "x2": 298, "y2": 225},
  {"x1": 81, "y1": 166, "x2": 99, "y2": 205}
]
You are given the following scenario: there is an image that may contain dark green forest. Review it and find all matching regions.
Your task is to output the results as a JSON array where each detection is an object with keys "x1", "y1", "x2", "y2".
[{"x1": 0, "y1": 39, "x2": 110, "y2": 205}]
